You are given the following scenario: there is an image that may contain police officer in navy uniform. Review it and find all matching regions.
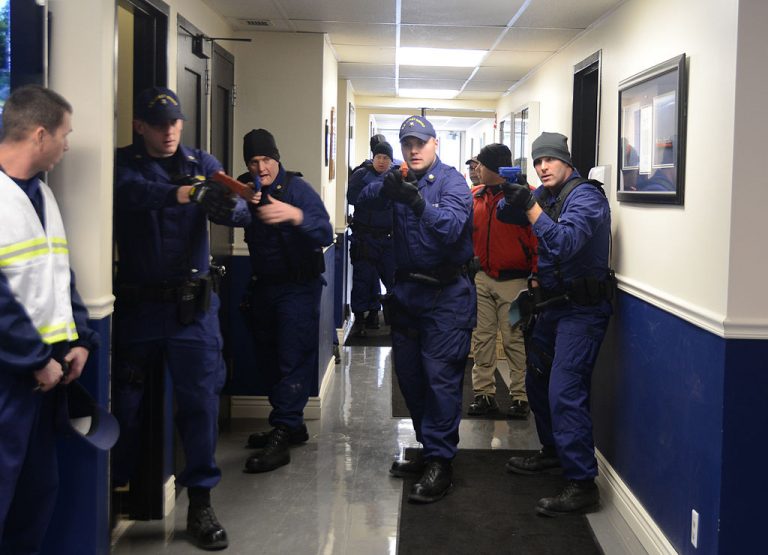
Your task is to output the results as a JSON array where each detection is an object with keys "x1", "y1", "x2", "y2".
[
  {"x1": 0, "y1": 85, "x2": 100, "y2": 554},
  {"x1": 347, "y1": 140, "x2": 396, "y2": 335},
  {"x1": 356, "y1": 115, "x2": 476, "y2": 503},
  {"x1": 500, "y1": 132, "x2": 613, "y2": 516},
  {"x1": 113, "y1": 87, "x2": 248, "y2": 550},
  {"x1": 237, "y1": 129, "x2": 334, "y2": 474}
]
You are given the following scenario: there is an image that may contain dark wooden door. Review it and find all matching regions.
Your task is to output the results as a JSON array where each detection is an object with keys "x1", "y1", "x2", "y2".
[{"x1": 177, "y1": 15, "x2": 207, "y2": 149}]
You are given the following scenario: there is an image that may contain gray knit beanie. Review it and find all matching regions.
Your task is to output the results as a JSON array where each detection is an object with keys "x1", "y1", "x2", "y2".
[{"x1": 531, "y1": 132, "x2": 573, "y2": 167}]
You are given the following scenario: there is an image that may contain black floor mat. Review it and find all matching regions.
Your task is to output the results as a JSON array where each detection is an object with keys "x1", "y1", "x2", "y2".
[
  {"x1": 392, "y1": 360, "x2": 516, "y2": 420},
  {"x1": 397, "y1": 449, "x2": 603, "y2": 555}
]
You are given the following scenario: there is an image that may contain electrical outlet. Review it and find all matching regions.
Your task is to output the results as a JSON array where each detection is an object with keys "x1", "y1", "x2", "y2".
[{"x1": 691, "y1": 509, "x2": 699, "y2": 548}]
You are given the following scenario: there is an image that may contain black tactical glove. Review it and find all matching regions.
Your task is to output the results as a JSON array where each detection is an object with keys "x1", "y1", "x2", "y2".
[
  {"x1": 188, "y1": 181, "x2": 236, "y2": 220},
  {"x1": 501, "y1": 181, "x2": 536, "y2": 211},
  {"x1": 382, "y1": 168, "x2": 426, "y2": 216}
]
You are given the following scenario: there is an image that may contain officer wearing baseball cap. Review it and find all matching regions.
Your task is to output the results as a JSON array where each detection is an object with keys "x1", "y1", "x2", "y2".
[
  {"x1": 134, "y1": 86, "x2": 186, "y2": 124},
  {"x1": 113, "y1": 86, "x2": 250, "y2": 550},
  {"x1": 500, "y1": 131, "x2": 613, "y2": 517},
  {"x1": 355, "y1": 114, "x2": 476, "y2": 504}
]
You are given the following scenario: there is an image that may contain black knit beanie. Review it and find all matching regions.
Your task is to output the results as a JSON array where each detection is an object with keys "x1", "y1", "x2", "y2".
[
  {"x1": 476, "y1": 143, "x2": 512, "y2": 174},
  {"x1": 370, "y1": 134, "x2": 387, "y2": 152},
  {"x1": 531, "y1": 132, "x2": 572, "y2": 166},
  {"x1": 372, "y1": 141, "x2": 393, "y2": 160},
  {"x1": 243, "y1": 128, "x2": 280, "y2": 163}
]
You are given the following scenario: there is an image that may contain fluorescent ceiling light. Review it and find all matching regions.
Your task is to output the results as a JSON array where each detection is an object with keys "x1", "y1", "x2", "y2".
[
  {"x1": 398, "y1": 88, "x2": 459, "y2": 99},
  {"x1": 398, "y1": 47, "x2": 486, "y2": 67}
]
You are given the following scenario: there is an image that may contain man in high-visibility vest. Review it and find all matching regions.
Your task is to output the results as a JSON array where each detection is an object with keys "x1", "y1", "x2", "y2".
[{"x1": 0, "y1": 85, "x2": 99, "y2": 553}]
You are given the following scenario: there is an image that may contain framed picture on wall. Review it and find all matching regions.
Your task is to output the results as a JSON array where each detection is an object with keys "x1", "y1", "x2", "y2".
[{"x1": 617, "y1": 53, "x2": 687, "y2": 205}]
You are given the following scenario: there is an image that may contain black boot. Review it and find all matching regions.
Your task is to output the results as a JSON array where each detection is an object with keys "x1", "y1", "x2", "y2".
[
  {"x1": 246, "y1": 423, "x2": 309, "y2": 449},
  {"x1": 507, "y1": 399, "x2": 530, "y2": 419},
  {"x1": 505, "y1": 446, "x2": 561, "y2": 475},
  {"x1": 187, "y1": 492, "x2": 228, "y2": 551},
  {"x1": 536, "y1": 479, "x2": 599, "y2": 517},
  {"x1": 365, "y1": 310, "x2": 380, "y2": 329},
  {"x1": 467, "y1": 394, "x2": 499, "y2": 416},
  {"x1": 351, "y1": 313, "x2": 366, "y2": 336},
  {"x1": 243, "y1": 426, "x2": 291, "y2": 473},
  {"x1": 389, "y1": 453, "x2": 425, "y2": 478},
  {"x1": 408, "y1": 459, "x2": 453, "y2": 503}
]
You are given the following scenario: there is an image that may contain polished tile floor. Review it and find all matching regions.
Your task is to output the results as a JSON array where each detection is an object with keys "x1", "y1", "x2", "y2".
[{"x1": 112, "y1": 343, "x2": 646, "y2": 554}]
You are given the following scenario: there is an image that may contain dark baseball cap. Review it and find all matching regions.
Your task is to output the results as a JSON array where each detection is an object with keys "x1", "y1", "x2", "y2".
[
  {"x1": 135, "y1": 86, "x2": 186, "y2": 124},
  {"x1": 399, "y1": 115, "x2": 436, "y2": 142},
  {"x1": 58, "y1": 381, "x2": 120, "y2": 451}
]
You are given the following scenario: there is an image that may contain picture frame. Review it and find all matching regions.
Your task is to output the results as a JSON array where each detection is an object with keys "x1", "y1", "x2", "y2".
[
  {"x1": 324, "y1": 119, "x2": 329, "y2": 167},
  {"x1": 616, "y1": 54, "x2": 687, "y2": 204}
]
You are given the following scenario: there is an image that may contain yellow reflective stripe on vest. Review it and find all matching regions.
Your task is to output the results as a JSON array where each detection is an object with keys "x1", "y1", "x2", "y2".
[
  {"x1": 37, "y1": 321, "x2": 79, "y2": 345},
  {"x1": 0, "y1": 237, "x2": 69, "y2": 267}
]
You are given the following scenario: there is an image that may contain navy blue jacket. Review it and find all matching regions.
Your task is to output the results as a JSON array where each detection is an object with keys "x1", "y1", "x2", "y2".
[
  {"x1": 114, "y1": 143, "x2": 249, "y2": 285},
  {"x1": 239, "y1": 166, "x2": 333, "y2": 276},
  {"x1": 347, "y1": 165, "x2": 393, "y2": 230},
  {"x1": 500, "y1": 172, "x2": 610, "y2": 290},
  {"x1": 356, "y1": 158, "x2": 473, "y2": 271},
  {"x1": 0, "y1": 177, "x2": 98, "y2": 374}
]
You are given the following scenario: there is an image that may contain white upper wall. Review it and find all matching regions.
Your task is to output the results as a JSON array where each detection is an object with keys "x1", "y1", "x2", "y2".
[
  {"x1": 497, "y1": 0, "x2": 741, "y2": 335},
  {"x1": 727, "y1": 0, "x2": 768, "y2": 337}
]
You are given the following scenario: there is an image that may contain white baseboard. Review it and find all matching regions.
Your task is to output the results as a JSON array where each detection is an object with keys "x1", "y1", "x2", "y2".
[
  {"x1": 595, "y1": 449, "x2": 677, "y2": 554},
  {"x1": 163, "y1": 475, "x2": 176, "y2": 517},
  {"x1": 230, "y1": 356, "x2": 337, "y2": 420}
]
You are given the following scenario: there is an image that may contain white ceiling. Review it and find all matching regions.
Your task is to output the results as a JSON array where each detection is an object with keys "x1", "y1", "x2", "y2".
[{"x1": 204, "y1": 0, "x2": 623, "y2": 129}]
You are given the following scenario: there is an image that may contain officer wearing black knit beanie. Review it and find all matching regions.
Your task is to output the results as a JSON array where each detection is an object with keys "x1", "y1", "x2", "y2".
[{"x1": 243, "y1": 128, "x2": 280, "y2": 163}]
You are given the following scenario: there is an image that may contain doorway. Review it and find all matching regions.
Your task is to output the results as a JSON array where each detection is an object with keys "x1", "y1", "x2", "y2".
[
  {"x1": 571, "y1": 51, "x2": 601, "y2": 178},
  {"x1": 114, "y1": 0, "x2": 169, "y2": 522}
]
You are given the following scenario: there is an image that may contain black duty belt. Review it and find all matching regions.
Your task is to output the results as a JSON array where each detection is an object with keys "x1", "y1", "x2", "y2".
[
  {"x1": 117, "y1": 276, "x2": 211, "y2": 303},
  {"x1": 395, "y1": 262, "x2": 470, "y2": 287},
  {"x1": 536, "y1": 275, "x2": 615, "y2": 308},
  {"x1": 496, "y1": 268, "x2": 531, "y2": 281}
]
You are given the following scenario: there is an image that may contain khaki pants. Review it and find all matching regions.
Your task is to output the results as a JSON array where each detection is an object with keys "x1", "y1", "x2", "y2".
[{"x1": 471, "y1": 271, "x2": 527, "y2": 401}]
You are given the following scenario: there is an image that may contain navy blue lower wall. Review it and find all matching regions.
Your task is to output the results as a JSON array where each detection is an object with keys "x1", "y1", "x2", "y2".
[
  {"x1": 719, "y1": 338, "x2": 768, "y2": 553},
  {"x1": 42, "y1": 316, "x2": 111, "y2": 555},
  {"x1": 593, "y1": 292, "x2": 724, "y2": 554},
  {"x1": 224, "y1": 246, "x2": 336, "y2": 397}
]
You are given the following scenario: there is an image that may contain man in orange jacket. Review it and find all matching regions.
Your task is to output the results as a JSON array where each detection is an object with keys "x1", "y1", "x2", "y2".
[{"x1": 469, "y1": 144, "x2": 537, "y2": 418}]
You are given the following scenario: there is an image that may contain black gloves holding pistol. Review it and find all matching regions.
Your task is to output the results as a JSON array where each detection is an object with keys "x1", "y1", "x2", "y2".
[{"x1": 382, "y1": 163, "x2": 426, "y2": 217}]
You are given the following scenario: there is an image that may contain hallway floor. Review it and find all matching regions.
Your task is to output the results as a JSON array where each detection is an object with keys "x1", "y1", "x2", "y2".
[{"x1": 112, "y1": 343, "x2": 647, "y2": 554}]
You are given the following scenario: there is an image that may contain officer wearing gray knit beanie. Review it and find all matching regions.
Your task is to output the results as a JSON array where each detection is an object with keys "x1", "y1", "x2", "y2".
[{"x1": 530, "y1": 132, "x2": 573, "y2": 167}]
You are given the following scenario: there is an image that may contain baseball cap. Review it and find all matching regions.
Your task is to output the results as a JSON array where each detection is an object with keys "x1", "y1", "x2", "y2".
[
  {"x1": 135, "y1": 86, "x2": 186, "y2": 124},
  {"x1": 399, "y1": 115, "x2": 436, "y2": 142},
  {"x1": 465, "y1": 157, "x2": 479, "y2": 166},
  {"x1": 58, "y1": 381, "x2": 120, "y2": 451}
]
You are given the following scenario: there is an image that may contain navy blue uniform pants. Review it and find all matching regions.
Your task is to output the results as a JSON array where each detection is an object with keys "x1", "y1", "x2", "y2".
[
  {"x1": 0, "y1": 346, "x2": 66, "y2": 554},
  {"x1": 389, "y1": 277, "x2": 475, "y2": 460},
  {"x1": 112, "y1": 296, "x2": 226, "y2": 490},
  {"x1": 248, "y1": 279, "x2": 323, "y2": 430},
  {"x1": 525, "y1": 301, "x2": 611, "y2": 480},
  {"x1": 350, "y1": 232, "x2": 394, "y2": 313}
]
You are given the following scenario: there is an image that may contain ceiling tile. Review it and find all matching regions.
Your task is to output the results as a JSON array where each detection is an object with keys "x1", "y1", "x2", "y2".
[
  {"x1": 399, "y1": 66, "x2": 473, "y2": 80},
  {"x1": 498, "y1": 27, "x2": 581, "y2": 51},
  {"x1": 349, "y1": 78, "x2": 397, "y2": 96},
  {"x1": 399, "y1": 25, "x2": 501, "y2": 50},
  {"x1": 513, "y1": 0, "x2": 623, "y2": 29},
  {"x1": 482, "y1": 50, "x2": 552, "y2": 68},
  {"x1": 292, "y1": 21, "x2": 396, "y2": 46},
  {"x1": 402, "y1": 0, "x2": 527, "y2": 26},
  {"x1": 462, "y1": 79, "x2": 512, "y2": 92},
  {"x1": 267, "y1": 0, "x2": 396, "y2": 23},
  {"x1": 398, "y1": 78, "x2": 467, "y2": 89}
]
